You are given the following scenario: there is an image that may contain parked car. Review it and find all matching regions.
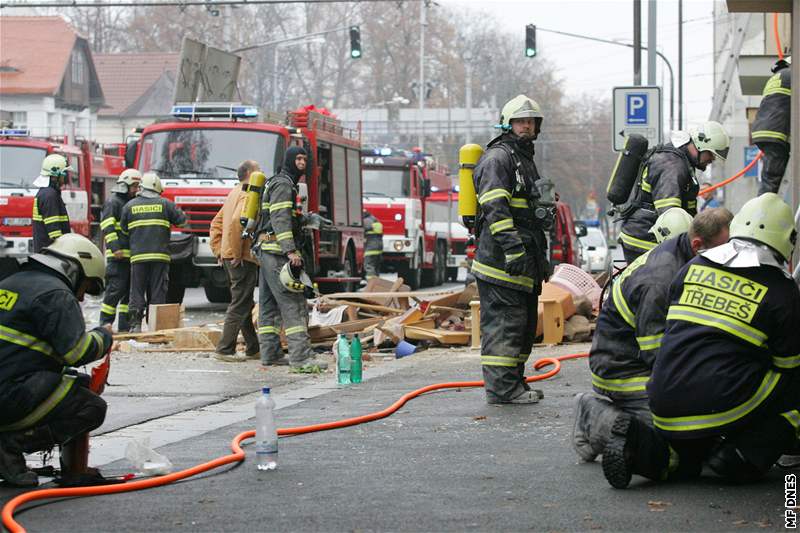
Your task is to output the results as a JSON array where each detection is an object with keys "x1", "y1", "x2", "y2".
[
  {"x1": 549, "y1": 201, "x2": 587, "y2": 268},
  {"x1": 579, "y1": 224, "x2": 612, "y2": 274}
]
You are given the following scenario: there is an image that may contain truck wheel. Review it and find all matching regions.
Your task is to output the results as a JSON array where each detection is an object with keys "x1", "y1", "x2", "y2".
[
  {"x1": 406, "y1": 246, "x2": 424, "y2": 290},
  {"x1": 338, "y1": 244, "x2": 358, "y2": 293},
  {"x1": 435, "y1": 242, "x2": 447, "y2": 286},
  {"x1": 204, "y1": 285, "x2": 231, "y2": 304}
]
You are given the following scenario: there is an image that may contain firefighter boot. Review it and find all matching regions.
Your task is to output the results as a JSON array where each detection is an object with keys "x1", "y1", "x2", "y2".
[
  {"x1": 602, "y1": 412, "x2": 670, "y2": 489},
  {"x1": 128, "y1": 310, "x2": 142, "y2": 333},
  {"x1": 0, "y1": 434, "x2": 39, "y2": 487},
  {"x1": 709, "y1": 416, "x2": 794, "y2": 483},
  {"x1": 571, "y1": 392, "x2": 621, "y2": 462}
]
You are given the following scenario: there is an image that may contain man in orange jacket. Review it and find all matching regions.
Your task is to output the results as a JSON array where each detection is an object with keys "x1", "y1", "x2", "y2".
[{"x1": 210, "y1": 160, "x2": 261, "y2": 362}]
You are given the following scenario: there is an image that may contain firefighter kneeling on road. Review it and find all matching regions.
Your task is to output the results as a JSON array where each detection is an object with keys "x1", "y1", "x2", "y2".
[
  {"x1": 619, "y1": 121, "x2": 730, "y2": 264},
  {"x1": 363, "y1": 209, "x2": 383, "y2": 279},
  {"x1": 120, "y1": 172, "x2": 187, "y2": 332},
  {"x1": 254, "y1": 146, "x2": 327, "y2": 372},
  {"x1": 0, "y1": 234, "x2": 112, "y2": 487},
  {"x1": 601, "y1": 193, "x2": 800, "y2": 489},
  {"x1": 572, "y1": 207, "x2": 732, "y2": 462},
  {"x1": 32, "y1": 154, "x2": 72, "y2": 253},
  {"x1": 472, "y1": 94, "x2": 552, "y2": 405},
  {"x1": 99, "y1": 169, "x2": 141, "y2": 332}
]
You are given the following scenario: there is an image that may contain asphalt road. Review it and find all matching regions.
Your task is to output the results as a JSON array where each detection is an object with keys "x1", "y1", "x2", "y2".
[{"x1": 1, "y1": 342, "x2": 790, "y2": 532}]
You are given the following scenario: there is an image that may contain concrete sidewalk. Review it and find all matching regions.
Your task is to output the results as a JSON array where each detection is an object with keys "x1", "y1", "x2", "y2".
[{"x1": 1, "y1": 342, "x2": 789, "y2": 532}]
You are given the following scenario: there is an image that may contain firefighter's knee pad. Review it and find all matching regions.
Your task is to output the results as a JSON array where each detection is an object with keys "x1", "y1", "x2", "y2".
[{"x1": 707, "y1": 442, "x2": 768, "y2": 484}]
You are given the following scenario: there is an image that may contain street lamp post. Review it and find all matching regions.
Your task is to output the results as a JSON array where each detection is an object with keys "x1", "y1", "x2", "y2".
[{"x1": 463, "y1": 50, "x2": 473, "y2": 144}]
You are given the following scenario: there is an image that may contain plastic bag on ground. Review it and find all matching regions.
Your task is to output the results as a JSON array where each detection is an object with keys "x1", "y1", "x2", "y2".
[{"x1": 125, "y1": 437, "x2": 173, "y2": 476}]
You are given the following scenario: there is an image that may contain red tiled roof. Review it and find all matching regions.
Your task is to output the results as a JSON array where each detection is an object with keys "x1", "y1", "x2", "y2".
[
  {"x1": 94, "y1": 53, "x2": 179, "y2": 116},
  {"x1": 0, "y1": 16, "x2": 79, "y2": 95}
]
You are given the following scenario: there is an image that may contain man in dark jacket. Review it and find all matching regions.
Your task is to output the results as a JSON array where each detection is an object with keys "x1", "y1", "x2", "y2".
[
  {"x1": 602, "y1": 193, "x2": 800, "y2": 489},
  {"x1": 99, "y1": 169, "x2": 140, "y2": 332},
  {"x1": 619, "y1": 121, "x2": 730, "y2": 263},
  {"x1": 572, "y1": 207, "x2": 732, "y2": 462},
  {"x1": 254, "y1": 146, "x2": 327, "y2": 372},
  {"x1": 120, "y1": 172, "x2": 186, "y2": 332},
  {"x1": 32, "y1": 154, "x2": 72, "y2": 252},
  {"x1": 0, "y1": 234, "x2": 112, "y2": 487},
  {"x1": 363, "y1": 210, "x2": 383, "y2": 279},
  {"x1": 752, "y1": 57, "x2": 792, "y2": 195},
  {"x1": 472, "y1": 94, "x2": 552, "y2": 405}
]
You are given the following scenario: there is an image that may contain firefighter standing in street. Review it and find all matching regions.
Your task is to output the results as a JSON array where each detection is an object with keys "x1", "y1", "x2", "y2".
[
  {"x1": 0, "y1": 234, "x2": 112, "y2": 487},
  {"x1": 363, "y1": 209, "x2": 383, "y2": 279},
  {"x1": 619, "y1": 121, "x2": 731, "y2": 263},
  {"x1": 254, "y1": 146, "x2": 327, "y2": 372},
  {"x1": 572, "y1": 207, "x2": 732, "y2": 462},
  {"x1": 752, "y1": 57, "x2": 792, "y2": 195},
  {"x1": 602, "y1": 193, "x2": 800, "y2": 489},
  {"x1": 32, "y1": 154, "x2": 72, "y2": 253},
  {"x1": 472, "y1": 94, "x2": 551, "y2": 405},
  {"x1": 98, "y1": 169, "x2": 141, "y2": 332},
  {"x1": 120, "y1": 172, "x2": 186, "y2": 333}
]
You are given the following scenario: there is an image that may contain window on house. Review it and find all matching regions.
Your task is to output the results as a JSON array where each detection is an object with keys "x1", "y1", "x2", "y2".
[
  {"x1": 11, "y1": 111, "x2": 27, "y2": 129},
  {"x1": 71, "y1": 50, "x2": 85, "y2": 85}
]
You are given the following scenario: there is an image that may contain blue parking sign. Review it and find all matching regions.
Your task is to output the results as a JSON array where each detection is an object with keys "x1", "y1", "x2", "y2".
[{"x1": 626, "y1": 93, "x2": 648, "y2": 124}]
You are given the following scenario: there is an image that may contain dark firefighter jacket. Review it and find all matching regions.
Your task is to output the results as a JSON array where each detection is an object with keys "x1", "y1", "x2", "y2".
[
  {"x1": 471, "y1": 132, "x2": 548, "y2": 294},
  {"x1": 120, "y1": 195, "x2": 186, "y2": 264},
  {"x1": 752, "y1": 65, "x2": 792, "y2": 147},
  {"x1": 589, "y1": 233, "x2": 695, "y2": 400},
  {"x1": 0, "y1": 264, "x2": 113, "y2": 429},
  {"x1": 364, "y1": 213, "x2": 383, "y2": 256},
  {"x1": 256, "y1": 171, "x2": 303, "y2": 256},
  {"x1": 100, "y1": 192, "x2": 131, "y2": 261},
  {"x1": 32, "y1": 182, "x2": 70, "y2": 253},
  {"x1": 648, "y1": 255, "x2": 800, "y2": 439},
  {"x1": 619, "y1": 143, "x2": 699, "y2": 255}
]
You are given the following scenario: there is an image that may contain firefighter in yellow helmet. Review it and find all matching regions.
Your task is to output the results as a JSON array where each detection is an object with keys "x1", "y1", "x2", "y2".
[
  {"x1": 0, "y1": 234, "x2": 112, "y2": 487},
  {"x1": 471, "y1": 94, "x2": 551, "y2": 404},
  {"x1": 32, "y1": 154, "x2": 73, "y2": 252},
  {"x1": 603, "y1": 193, "x2": 800, "y2": 489},
  {"x1": 98, "y1": 169, "x2": 141, "y2": 332}
]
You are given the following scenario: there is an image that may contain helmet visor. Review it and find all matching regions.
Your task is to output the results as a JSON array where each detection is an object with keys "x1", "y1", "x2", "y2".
[{"x1": 713, "y1": 146, "x2": 729, "y2": 161}]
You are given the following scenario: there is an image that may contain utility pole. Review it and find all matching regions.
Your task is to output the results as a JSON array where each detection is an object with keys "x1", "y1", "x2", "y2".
[
  {"x1": 222, "y1": 4, "x2": 232, "y2": 51},
  {"x1": 463, "y1": 51, "x2": 473, "y2": 144},
  {"x1": 647, "y1": 0, "x2": 656, "y2": 85},
  {"x1": 418, "y1": 0, "x2": 426, "y2": 150},
  {"x1": 678, "y1": 0, "x2": 683, "y2": 130},
  {"x1": 633, "y1": 0, "x2": 642, "y2": 85}
]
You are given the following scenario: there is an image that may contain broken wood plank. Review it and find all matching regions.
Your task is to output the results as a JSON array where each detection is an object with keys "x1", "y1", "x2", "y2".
[{"x1": 322, "y1": 299, "x2": 406, "y2": 314}]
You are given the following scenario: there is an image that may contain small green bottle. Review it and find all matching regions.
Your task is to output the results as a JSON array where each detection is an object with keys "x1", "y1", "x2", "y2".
[
  {"x1": 337, "y1": 334, "x2": 351, "y2": 386},
  {"x1": 350, "y1": 333, "x2": 362, "y2": 383}
]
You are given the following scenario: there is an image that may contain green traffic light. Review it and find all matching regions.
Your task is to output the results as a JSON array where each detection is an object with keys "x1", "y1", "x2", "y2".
[
  {"x1": 351, "y1": 50, "x2": 362, "y2": 58},
  {"x1": 526, "y1": 48, "x2": 536, "y2": 57}
]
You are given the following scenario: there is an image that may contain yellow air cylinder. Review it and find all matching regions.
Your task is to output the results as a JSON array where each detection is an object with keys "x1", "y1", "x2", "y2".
[
  {"x1": 240, "y1": 170, "x2": 267, "y2": 235},
  {"x1": 458, "y1": 144, "x2": 483, "y2": 229}
]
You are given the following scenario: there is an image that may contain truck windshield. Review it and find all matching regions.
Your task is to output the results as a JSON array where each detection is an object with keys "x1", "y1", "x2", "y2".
[
  {"x1": 363, "y1": 168, "x2": 410, "y2": 197},
  {"x1": 138, "y1": 128, "x2": 283, "y2": 179},
  {"x1": 0, "y1": 146, "x2": 47, "y2": 187}
]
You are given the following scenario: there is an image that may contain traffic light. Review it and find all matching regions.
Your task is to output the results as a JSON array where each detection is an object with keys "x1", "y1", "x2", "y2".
[
  {"x1": 525, "y1": 24, "x2": 536, "y2": 58},
  {"x1": 349, "y1": 26, "x2": 362, "y2": 59}
]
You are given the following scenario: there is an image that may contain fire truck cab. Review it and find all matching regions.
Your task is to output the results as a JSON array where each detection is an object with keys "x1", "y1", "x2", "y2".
[
  {"x1": 129, "y1": 103, "x2": 365, "y2": 302},
  {"x1": 0, "y1": 129, "x2": 98, "y2": 274},
  {"x1": 361, "y1": 147, "x2": 451, "y2": 289}
]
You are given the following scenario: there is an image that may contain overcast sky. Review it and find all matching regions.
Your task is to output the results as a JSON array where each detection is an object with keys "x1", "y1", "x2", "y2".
[{"x1": 439, "y1": 0, "x2": 716, "y2": 131}]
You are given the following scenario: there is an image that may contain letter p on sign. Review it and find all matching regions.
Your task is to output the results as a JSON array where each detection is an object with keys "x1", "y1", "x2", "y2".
[{"x1": 626, "y1": 93, "x2": 648, "y2": 124}]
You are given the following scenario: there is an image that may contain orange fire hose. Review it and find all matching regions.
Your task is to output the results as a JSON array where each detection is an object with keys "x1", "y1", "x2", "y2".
[
  {"x1": 2, "y1": 352, "x2": 588, "y2": 533},
  {"x1": 698, "y1": 151, "x2": 763, "y2": 196}
]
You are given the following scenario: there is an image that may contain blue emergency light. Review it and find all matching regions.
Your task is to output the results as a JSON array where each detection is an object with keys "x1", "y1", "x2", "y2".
[
  {"x1": 0, "y1": 129, "x2": 31, "y2": 136},
  {"x1": 170, "y1": 104, "x2": 259, "y2": 120}
]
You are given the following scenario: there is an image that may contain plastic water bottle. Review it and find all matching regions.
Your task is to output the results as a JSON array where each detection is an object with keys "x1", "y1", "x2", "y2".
[
  {"x1": 337, "y1": 334, "x2": 351, "y2": 385},
  {"x1": 255, "y1": 387, "x2": 278, "y2": 470},
  {"x1": 350, "y1": 333, "x2": 362, "y2": 384}
]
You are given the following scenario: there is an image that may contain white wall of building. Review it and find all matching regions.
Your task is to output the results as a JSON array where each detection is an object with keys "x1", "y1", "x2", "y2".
[{"x1": 0, "y1": 94, "x2": 96, "y2": 142}]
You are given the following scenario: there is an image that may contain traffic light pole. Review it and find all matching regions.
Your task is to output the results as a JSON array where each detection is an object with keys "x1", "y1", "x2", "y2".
[
  {"x1": 535, "y1": 25, "x2": 675, "y2": 131},
  {"x1": 232, "y1": 25, "x2": 352, "y2": 54},
  {"x1": 418, "y1": 0, "x2": 427, "y2": 150}
]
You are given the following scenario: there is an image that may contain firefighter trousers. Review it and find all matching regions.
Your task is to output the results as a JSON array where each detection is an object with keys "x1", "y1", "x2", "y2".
[
  {"x1": 364, "y1": 253, "x2": 381, "y2": 279},
  {"x1": 100, "y1": 261, "x2": 130, "y2": 331},
  {"x1": 216, "y1": 259, "x2": 260, "y2": 356},
  {"x1": 477, "y1": 278, "x2": 538, "y2": 403},
  {"x1": 257, "y1": 251, "x2": 314, "y2": 366},
  {"x1": 129, "y1": 261, "x2": 169, "y2": 321},
  {"x1": 756, "y1": 141, "x2": 790, "y2": 195}
]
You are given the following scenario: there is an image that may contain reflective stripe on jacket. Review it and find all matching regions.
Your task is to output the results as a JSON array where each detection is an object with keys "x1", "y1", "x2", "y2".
[
  {"x1": 255, "y1": 172, "x2": 302, "y2": 256},
  {"x1": 752, "y1": 66, "x2": 791, "y2": 146},
  {"x1": 120, "y1": 195, "x2": 186, "y2": 263},
  {"x1": 32, "y1": 184, "x2": 70, "y2": 252},
  {"x1": 100, "y1": 192, "x2": 131, "y2": 261}
]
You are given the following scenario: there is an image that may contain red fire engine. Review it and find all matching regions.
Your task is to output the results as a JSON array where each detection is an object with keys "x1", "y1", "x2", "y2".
[
  {"x1": 361, "y1": 147, "x2": 451, "y2": 289},
  {"x1": 127, "y1": 103, "x2": 365, "y2": 302},
  {"x1": 0, "y1": 129, "x2": 124, "y2": 277}
]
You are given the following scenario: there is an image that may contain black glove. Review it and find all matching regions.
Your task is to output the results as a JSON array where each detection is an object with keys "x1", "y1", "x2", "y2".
[{"x1": 505, "y1": 250, "x2": 527, "y2": 276}]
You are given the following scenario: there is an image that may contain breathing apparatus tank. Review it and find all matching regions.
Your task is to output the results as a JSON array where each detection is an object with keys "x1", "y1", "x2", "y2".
[
  {"x1": 240, "y1": 171, "x2": 267, "y2": 237},
  {"x1": 606, "y1": 133, "x2": 649, "y2": 206},
  {"x1": 458, "y1": 144, "x2": 484, "y2": 231}
]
